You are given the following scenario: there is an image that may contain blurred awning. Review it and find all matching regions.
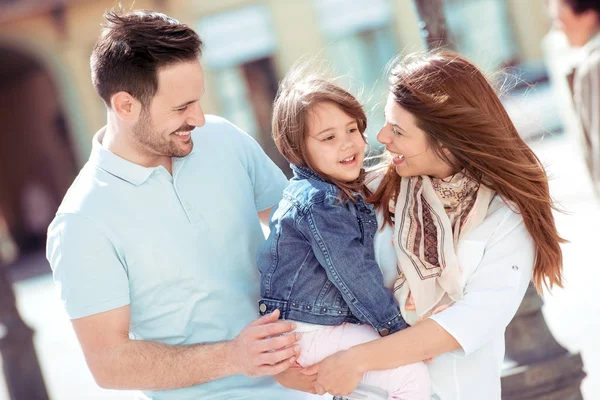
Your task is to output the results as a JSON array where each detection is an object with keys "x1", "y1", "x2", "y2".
[{"x1": 0, "y1": 0, "x2": 94, "y2": 25}]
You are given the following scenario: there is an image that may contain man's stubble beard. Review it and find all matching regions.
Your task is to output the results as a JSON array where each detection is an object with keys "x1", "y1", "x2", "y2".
[{"x1": 131, "y1": 109, "x2": 193, "y2": 158}]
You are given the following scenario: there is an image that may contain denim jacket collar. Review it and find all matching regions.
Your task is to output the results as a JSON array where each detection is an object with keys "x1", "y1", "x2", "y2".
[
  {"x1": 291, "y1": 164, "x2": 327, "y2": 183},
  {"x1": 290, "y1": 164, "x2": 370, "y2": 205}
]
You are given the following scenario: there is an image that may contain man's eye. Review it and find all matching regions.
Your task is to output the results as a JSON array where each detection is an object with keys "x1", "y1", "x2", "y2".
[{"x1": 176, "y1": 106, "x2": 188, "y2": 113}]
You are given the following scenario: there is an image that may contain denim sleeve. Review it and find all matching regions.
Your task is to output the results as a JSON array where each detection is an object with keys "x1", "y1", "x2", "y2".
[{"x1": 301, "y1": 194, "x2": 407, "y2": 335}]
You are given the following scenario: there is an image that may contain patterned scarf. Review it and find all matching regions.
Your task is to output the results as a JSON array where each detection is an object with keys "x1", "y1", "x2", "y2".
[{"x1": 389, "y1": 172, "x2": 495, "y2": 325}]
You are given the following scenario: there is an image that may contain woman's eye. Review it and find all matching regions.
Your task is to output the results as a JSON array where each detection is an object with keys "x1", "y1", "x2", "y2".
[
  {"x1": 392, "y1": 127, "x2": 402, "y2": 136},
  {"x1": 348, "y1": 128, "x2": 358, "y2": 134}
]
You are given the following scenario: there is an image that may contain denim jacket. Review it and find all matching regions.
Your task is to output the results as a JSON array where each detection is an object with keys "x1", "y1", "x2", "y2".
[{"x1": 257, "y1": 165, "x2": 407, "y2": 336}]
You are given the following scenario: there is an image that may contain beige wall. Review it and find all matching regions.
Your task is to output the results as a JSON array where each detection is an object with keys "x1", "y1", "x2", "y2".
[
  {"x1": 0, "y1": 0, "x2": 554, "y2": 165},
  {"x1": 267, "y1": 0, "x2": 324, "y2": 76},
  {"x1": 391, "y1": 0, "x2": 425, "y2": 53},
  {"x1": 507, "y1": 0, "x2": 552, "y2": 62}
]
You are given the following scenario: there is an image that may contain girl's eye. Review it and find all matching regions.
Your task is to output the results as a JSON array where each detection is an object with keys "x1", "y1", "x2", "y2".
[
  {"x1": 348, "y1": 128, "x2": 358, "y2": 134},
  {"x1": 322, "y1": 135, "x2": 335, "y2": 142}
]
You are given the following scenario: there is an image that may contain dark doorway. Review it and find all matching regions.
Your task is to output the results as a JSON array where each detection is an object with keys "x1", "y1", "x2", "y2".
[
  {"x1": 0, "y1": 46, "x2": 77, "y2": 277},
  {"x1": 241, "y1": 57, "x2": 291, "y2": 177}
]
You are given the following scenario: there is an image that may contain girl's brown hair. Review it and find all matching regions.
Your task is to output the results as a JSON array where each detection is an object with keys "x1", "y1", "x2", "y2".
[
  {"x1": 368, "y1": 50, "x2": 564, "y2": 292},
  {"x1": 272, "y1": 69, "x2": 368, "y2": 201}
]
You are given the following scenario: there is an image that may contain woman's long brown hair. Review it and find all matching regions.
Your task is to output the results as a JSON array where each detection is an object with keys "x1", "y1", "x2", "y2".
[{"x1": 368, "y1": 51, "x2": 565, "y2": 292}]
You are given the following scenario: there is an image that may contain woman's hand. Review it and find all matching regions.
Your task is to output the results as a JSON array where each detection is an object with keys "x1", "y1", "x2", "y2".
[
  {"x1": 309, "y1": 349, "x2": 364, "y2": 396},
  {"x1": 275, "y1": 364, "x2": 318, "y2": 394}
]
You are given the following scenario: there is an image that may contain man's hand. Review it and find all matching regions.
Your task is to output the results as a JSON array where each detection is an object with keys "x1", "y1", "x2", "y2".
[
  {"x1": 229, "y1": 310, "x2": 301, "y2": 377},
  {"x1": 275, "y1": 364, "x2": 318, "y2": 394}
]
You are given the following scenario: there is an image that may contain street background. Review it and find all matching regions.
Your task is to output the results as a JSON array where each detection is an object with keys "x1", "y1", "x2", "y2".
[{"x1": 0, "y1": 0, "x2": 598, "y2": 399}]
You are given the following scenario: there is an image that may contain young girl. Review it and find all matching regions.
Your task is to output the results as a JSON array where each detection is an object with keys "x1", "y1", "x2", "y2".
[{"x1": 256, "y1": 70, "x2": 430, "y2": 399}]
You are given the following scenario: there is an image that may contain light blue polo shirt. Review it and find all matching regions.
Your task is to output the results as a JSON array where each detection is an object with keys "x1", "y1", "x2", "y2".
[{"x1": 46, "y1": 116, "x2": 307, "y2": 399}]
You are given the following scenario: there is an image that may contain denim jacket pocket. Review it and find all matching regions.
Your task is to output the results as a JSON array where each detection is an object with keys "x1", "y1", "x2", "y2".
[{"x1": 316, "y1": 281, "x2": 351, "y2": 312}]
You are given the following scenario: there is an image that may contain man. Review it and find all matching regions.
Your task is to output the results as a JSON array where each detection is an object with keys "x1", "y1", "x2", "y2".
[
  {"x1": 549, "y1": 0, "x2": 600, "y2": 196},
  {"x1": 46, "y1": 9, "x2": 308, "y2": 399}
]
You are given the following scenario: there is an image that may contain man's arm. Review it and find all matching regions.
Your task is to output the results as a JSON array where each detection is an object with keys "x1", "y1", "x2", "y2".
[{"x1": 73, "y1": 306, "x2": 300, "y2": 390}]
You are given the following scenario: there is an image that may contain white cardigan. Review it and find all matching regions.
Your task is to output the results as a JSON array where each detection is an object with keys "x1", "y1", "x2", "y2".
[{"x1": 374, "y1": 195, "x2": 535, "y2": 400}]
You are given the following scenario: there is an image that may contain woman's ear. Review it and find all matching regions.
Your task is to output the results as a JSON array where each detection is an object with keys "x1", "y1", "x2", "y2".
[{"x1": 438, "y1": 142, "x2": 452, "y2": 156}]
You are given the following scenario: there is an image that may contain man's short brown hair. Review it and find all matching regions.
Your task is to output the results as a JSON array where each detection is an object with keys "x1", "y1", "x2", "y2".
[{"x1": 91, "y1": 9, "x2": 203, "y2": 108}]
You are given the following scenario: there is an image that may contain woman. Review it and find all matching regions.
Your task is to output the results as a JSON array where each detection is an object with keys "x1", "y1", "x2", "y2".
[{"x1": 277, "y1": 50, "x2": 565, "y2": 400}]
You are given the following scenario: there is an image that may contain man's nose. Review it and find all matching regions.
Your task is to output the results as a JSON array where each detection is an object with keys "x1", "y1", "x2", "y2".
[{"x1": 188, "y1": 102, "x2": 205, "y2": 127}]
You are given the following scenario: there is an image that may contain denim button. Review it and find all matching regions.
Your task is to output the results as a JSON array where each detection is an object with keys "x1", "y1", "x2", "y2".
[
  {"x1": 387, "y1": 321, "x2": 392, "y2": 325},
  {"x1": 322, "y1": 307, "x2": 327, "y2": 312},
  {"x1": 380, "y1": 328, "x2": 390, "y2": 336},
  {"x1": 338, "y1": 311, "x2": 343, "y2": 314},
  {"x1": 292, "y1": 302, "x2": 297, "y2": 307},
  {"x1": 306, "y1": 305, "x2": 311, "y2": 310},
  {"x1": 259, "y1": 303, "x2": 267, "y2": 313}
]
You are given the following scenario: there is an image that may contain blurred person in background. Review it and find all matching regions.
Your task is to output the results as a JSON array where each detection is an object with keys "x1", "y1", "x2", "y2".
[
  {"x1": 549, "y1": 0, "x2": 600, "y2": 196},
  {"x1": 46, "y1": 8, "x2": 311, "y2": 400}
]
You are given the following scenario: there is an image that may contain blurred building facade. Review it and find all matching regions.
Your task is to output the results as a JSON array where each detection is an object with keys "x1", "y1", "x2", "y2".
[{"x1": 0, "y1": 0, "x2": 552, "y2": 262}]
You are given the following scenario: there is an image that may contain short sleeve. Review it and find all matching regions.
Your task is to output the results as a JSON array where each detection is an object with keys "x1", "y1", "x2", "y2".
[
  {"x1": 238, "y1": 130, "x2": 289, "y2": 212},
  {"x1": 429, "y1": 217, "x2": 534, "y2": 356},
  {"x1": 46, "y1": 214, "x2": 130, "y2": 319}
]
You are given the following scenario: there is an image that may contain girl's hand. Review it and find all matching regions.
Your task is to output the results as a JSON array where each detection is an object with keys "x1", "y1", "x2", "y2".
[
  {"x1": 308, "y1": 349, "x2": 364, "y2": 396},
  {"x1": 275, "y1": 364, "x2": 318, "y2": 394}
]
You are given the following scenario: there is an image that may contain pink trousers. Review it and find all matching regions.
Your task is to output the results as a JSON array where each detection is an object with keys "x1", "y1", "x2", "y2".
[{"x1": 296, "y1": 323, "x2": 431, "y2": 400}]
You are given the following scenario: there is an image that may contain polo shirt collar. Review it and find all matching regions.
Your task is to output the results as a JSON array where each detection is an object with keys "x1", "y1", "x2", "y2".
[{"x1": 89, "y1": 127, "x2": 157, "y2": 186}]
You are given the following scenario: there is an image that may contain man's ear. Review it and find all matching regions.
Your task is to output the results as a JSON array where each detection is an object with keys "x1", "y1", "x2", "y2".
[
  {"x1": 110, "y1": 91, "x2": 142, "y2": 121},
  {"x1": 579, "y1": 8, "x2": 600, "y2": 31}
]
